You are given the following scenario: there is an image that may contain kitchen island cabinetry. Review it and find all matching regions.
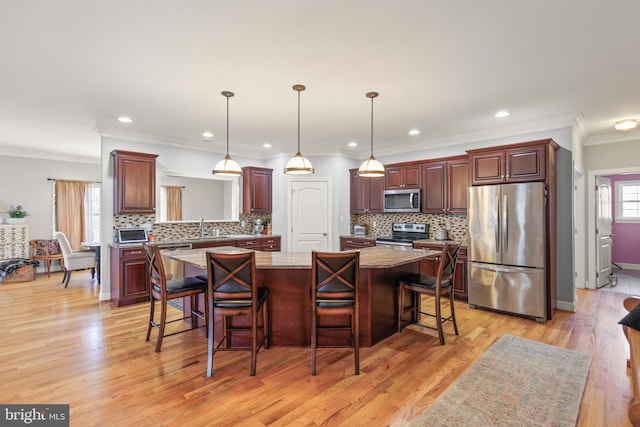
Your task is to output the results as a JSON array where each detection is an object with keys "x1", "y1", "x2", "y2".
[
  {"x1": 242, "y1": 167, "x2": 272, "y2": 214},
  {"x1": 385, "y1": 164, "x2": 421, "y2": 190},
  {"x1": 110, "y1": 245, "x2": 148, "y2": 307},
  {"x1": 173, "y1": 246, "x2": 439, "y2": 347},
  {"x1": 467, "y1": 141, "x2": 551, "y2": 185},
  {"x1": 413, "y1": 241, "x2": 468, "y2": 301},
  {"x1": 340, "y1": 236, "x2": 376, "y2": 251},
  {"x1": 350, "y1": 169, "x2": 384, "y2": 214},
  {"x1": 112, "y1": 150, "x2": 158, "y2": 215},
  {"x1": 421, "y1": 155, "x2": 469, "y2": 214}
]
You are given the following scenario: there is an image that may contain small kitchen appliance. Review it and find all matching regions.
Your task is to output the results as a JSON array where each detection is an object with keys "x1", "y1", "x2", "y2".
[
  {"x1": 353, "y1": 225, "x2": 366, "y2": 236},
  {"x1": 434, "y1": 224, "x2": 449, "y2": 240},
  {"x1": 252, "y1": 219, "x2": 264, "y2": 235}
]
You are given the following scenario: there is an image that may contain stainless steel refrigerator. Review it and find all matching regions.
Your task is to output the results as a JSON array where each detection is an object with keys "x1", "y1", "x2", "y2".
[{"x1": 467, "y1": 182, "x2": 547, "y2": 320}]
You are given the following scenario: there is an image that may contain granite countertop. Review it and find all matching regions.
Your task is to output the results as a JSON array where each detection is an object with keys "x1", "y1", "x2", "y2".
[
  {"x1": 412, "y1": 238, "x2": 468, "y2": 248},
  {"x1": 163, "y1": 245, "x2": 439, "y2": 270}
]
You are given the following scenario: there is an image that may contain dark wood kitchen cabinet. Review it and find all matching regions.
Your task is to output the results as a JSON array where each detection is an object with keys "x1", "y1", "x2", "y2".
[
  {"x1": 468, "y1": 140, "x2": 549, "y2": 185},
  {"x1": 385, "y1": 164, "x2": 421, "y2": 190},
  {"x1": 110, "y1": 245, "x2": 149, "y2": 306},
  {"x1": 340, "y1": 236, "x2": 376, "y2": 250},
  {"x1": 422, "y1": 155, "x2": 469, "y2": 214},
  {"x1": 112, "y1": 150, "x2": 158, "y2": 215},
  {"x1": 350, "y1": 169, "x2": 384, "y2": 214},
  {"x1": 414, "y1": 242, "x2": 468, "y2": 301},
  {"x1": 242, "y1": 167, "x2": 273, "y2": 214}
]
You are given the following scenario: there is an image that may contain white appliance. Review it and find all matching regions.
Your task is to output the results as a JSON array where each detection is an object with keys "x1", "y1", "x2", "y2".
[
  {"x1": 383, "y1": 189, "x2": 421, "y2": 213},
  {"x1": 467, "y1": 182, "x2": 547, "y2": 321}
]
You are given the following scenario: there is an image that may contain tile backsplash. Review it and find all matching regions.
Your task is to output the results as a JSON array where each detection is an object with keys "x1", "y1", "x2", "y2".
[
  {"x1": 113, "y1": 213, "x2": 271, "y2": 242},
  {"x1": 351, "y1": 213, "x2": 468, "y2": 242}
]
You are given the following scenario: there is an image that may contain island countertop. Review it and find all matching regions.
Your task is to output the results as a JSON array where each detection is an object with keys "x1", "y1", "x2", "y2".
[{"x1": 163, "y1": 245, "x2": 439, "y2": 270}]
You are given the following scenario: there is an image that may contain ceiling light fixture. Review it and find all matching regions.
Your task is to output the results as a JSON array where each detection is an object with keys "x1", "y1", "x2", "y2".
[
  {"x1": 262, "y1": 143, "x2": 272, "y2": 148},
  {"x1": 409, "y1": 129, "x2": 420, "y2": 136},
  {"x1": 358, "y1": 92, "x2": 385, "y2": 177},
  {"x1": 202, "y1": 131, "x2": 214, "y2": 139},
  {"x1": 615, "y1": 119, "x2": 638, "y2": 131},
  {"x1": 348, "y1": 141, "x2": 358, "y2": 147},
  {"x1": 495, "y1": 111, "x2": 510, "y2": 118},
  {"x1": 118, "y1": 116, "x2": 133, "y2": 123},
  {"x1": 284, "y1": 84, "x2": 314, "y2": 174},
  {"x1": 212, "y1": 91, "x2": 242, "y2": 176}
]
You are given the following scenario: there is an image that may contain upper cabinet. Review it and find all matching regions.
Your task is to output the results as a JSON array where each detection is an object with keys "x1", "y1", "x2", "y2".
[
  {"x1": 468, "y1": 140, "x2": 553, "y2": 185},
  {"x1": 242, "y1": 167, "x2": 273, "y2": 214},
  {"x1": 385, "y1": 164, "x2": 421, "y2": 190},
  {"x1": 350, "y1": 169, "x2": 384, "y2": 214},
  {"x1": 112, "y1": 150, "x2": 158, "y2": 215},
  {"x1": 422, "y1": 155, "x2": 470, "y2": 214}
]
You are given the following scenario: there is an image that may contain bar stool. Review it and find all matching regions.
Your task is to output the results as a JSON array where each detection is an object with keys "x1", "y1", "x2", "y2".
[
  {"x1": 397, "y1": 242, "x2": 461, "y2": 345},
  {"x1": 311, "y1": 250, "x2": 360, "y2": 375},
  {"x1": 205, "y1": 251, "x2": 270, "y2": 377}
]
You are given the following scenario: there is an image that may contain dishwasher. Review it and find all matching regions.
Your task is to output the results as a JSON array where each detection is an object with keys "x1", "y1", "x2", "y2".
[{"x1": 157, "y1": 243, "x2": 192, "y2": 281}]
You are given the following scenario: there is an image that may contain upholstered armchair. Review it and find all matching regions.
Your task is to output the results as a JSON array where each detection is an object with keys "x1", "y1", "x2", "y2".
[{"x1": 53, "y1": 231, "x2": 96, "y2": 287}]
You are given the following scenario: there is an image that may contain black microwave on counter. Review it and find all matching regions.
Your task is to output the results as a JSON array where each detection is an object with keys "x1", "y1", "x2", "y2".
[{"x1": 383, "y1": 189, "x2": 421, "y2": 213}]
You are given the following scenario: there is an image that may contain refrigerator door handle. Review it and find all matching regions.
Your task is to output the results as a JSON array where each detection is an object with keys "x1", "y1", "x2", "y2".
[
  {"x1": 471, "y1": 263, "x2": 538, "y2": 274},
  {"x1": 502, "y1": 194, "x2": 509, "y2": 254},
  {"x1": 495, "y1": 194, "x2": 500, "y2": 254}
]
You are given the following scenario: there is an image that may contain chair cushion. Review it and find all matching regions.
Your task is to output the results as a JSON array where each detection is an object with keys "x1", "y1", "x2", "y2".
[
  {"x1": 33, "y1": 240, "x2": 61, "y2": 255},
  {"x1": 154, "y1": 276, "x2": 207, "y2": 295},
  {"x1": 620, "y1": 304, "x2": 640, "y2": 331},
  {"x1": 214, "y1": 287, "x2": 269, "y2": 308},
  {"x1": 398, "y1": 273, "x2": 451, "y2": 289},
  {"x1": 317, "y1": 298, "x2": 355, "y2": 308}
]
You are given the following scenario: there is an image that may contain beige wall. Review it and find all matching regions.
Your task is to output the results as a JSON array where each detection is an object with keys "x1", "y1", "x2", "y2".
[{"x1": 584, "y1": 139, "x2": 640, "y2": 171}]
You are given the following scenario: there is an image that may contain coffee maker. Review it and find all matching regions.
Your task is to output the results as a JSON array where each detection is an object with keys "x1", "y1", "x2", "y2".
[{"x1": 252, "y1": 219, "x2": 264, "y2": 235}]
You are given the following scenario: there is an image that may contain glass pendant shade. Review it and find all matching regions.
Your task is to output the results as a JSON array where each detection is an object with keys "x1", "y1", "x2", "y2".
[
  {"x1": 212, "y1": 154, "x2": 242, "y2": 176},
  {"x1": 285, "y1": 84, "x2": 314, "y2": 175},
  {"x1": 212, "y1": 91, "x2": 242, "y2": 176},
  {"x1": 358, "y1": 155, "x2": 385, "y2": 177},
  {"x1": 358, "y1": 91, "x2": 385, "y2": 177},
  {"x1": 284, "y1": 152, "x2": 314, "y2": 174}
]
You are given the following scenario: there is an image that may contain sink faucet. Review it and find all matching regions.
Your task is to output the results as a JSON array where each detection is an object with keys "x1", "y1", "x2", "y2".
[{"x1": 199, "y1": 217, "x2": 205, "y2": 238}]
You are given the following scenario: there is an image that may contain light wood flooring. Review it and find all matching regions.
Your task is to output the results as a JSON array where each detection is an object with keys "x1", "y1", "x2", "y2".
[{"x1": 0, "y1": 271, "x2": 634, "y2": 426}]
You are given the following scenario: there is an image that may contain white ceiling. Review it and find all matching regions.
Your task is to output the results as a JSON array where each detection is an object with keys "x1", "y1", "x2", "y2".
[{"x1": 1, "y1": 1, "x2": 639, "y2": 163}]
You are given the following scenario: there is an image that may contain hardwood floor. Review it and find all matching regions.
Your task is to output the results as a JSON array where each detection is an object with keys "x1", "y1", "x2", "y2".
[{"x1": 0, "y1": 272, "x2": 633, "y2": 426}]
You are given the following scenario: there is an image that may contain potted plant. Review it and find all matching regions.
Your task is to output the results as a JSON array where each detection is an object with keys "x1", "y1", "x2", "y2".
[{"x1": 5, "y1": 205, "x2": 29, "y2": 224}]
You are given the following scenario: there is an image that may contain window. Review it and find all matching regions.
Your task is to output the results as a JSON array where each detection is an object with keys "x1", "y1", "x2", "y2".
[
  {"x1": 615, "y1": 180, "x2": 640, "y2": 222},
  {"x1": 84, "y1": 183, "x2": 101, "y2": 242}
]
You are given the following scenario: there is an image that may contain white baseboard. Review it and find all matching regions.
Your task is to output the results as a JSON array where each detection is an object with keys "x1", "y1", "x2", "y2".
[
  {"x1": 556, "y1": 300, "x2": 575, "y2": 313},
  {"x1": 614, "y1": 262, "x2": 640, "y2": 270}
]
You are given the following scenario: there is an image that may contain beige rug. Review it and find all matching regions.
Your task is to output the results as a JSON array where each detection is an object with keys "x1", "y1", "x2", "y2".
[{"x1": 411, "y1": 334, "x2": 592, "y2": 427}]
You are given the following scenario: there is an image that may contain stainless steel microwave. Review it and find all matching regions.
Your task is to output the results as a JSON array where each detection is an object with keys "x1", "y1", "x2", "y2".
[{"x1": 383, "y1": 189, "x2": 421, "y2": 212}]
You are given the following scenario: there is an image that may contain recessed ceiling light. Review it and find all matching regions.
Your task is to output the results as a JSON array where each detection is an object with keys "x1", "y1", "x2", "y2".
[
  {"x1": 118, "y1": 116, "x2": 133, "y2": 123},
  {"x1": 615, "y1": 119, "x2": 638, "y2": 131},
  {"x1": 495, "y1": 111, "x2": 510, "y2": 118},
  {"x1": 202, "y1": 131, "x2": 214, "y2": 139},
  {"x1": 409, "y1": 129, "x2": 420, "y2": 136},
  {"x1": 262, "y1": 143, "x2": 272, "y2": 148},
  {"x1": 348, "y1": 141, "x2": 358, "y2": 147}
]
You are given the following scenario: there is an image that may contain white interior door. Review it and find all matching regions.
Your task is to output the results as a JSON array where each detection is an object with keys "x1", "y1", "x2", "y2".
[
  {"x1": 595, "y1": 176, "x2": 612, "y2": 288},
  {"x1": 290, "y1": 180, "x2": 330, "y2": 252}
]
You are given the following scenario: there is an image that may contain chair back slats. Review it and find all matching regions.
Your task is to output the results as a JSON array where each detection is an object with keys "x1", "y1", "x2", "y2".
[
  {"x1": 315, "y1": 255, "x2": 358, "y2": 299},
  {"x1": 143, "y1": 244, "x2": 167, "y2": 296},
  {"x1": 207, "y1": 252, "x2": 256, "y2": 303}
]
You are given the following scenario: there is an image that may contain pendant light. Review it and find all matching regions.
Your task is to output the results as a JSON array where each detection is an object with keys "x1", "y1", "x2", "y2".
[
  {"x1": 358, "y1": 91, "x2": 385, "y2": 177},
  {"x1": 284, "y1": 84, "x2": 314, "y2": 174},
  {"x1": 212, "y1": 91, "x2": 242, "y2": 176}
]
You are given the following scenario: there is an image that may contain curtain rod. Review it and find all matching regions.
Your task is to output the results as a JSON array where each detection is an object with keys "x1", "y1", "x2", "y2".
[{"x1": 47, "y1": 178, "x2": 101, "y2": 184}]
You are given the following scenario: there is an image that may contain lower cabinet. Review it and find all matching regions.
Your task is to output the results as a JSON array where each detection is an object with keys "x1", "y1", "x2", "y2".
[
  {"x1": 261, "y1": 236, "x2": 281, "y2": 252},
  {"x1": 340, "y1": 236, "x2": 376, "y2": 251},
  {"x1": 413, "y1": 242, "x2": 468, "y2": 301},
  {"x1": 110, "y1": 246, "x2": 149, "y2": 307}
]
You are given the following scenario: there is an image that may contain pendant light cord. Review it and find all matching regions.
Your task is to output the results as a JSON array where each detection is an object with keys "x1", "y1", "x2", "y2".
[
  {"x1": 297, "y1": 89, "x2": 301, "y2": 153},
  {"x1": 370, "y1": 95, "x2": 374, "y2": 157},
  {"x1": 226, "y1": 94, "x2": 230, "y2": 156}
]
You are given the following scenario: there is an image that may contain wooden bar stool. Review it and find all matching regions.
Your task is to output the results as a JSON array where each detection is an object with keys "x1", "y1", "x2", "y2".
[{"x1": 397, "y1": 243, "x2": 461, "y2": 345}]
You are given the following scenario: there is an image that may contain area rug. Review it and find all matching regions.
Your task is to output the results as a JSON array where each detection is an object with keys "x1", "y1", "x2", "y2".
[{"x1": 411, "y1": 334, "x2": 592, "y2": 427}]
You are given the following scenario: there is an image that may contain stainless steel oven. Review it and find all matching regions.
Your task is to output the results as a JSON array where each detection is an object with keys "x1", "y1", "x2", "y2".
[{"x1": 375, "y1": 223, "x2": 428, "y2": 249}]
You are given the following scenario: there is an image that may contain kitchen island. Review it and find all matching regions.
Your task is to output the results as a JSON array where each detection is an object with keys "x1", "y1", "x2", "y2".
[{"x1": 164, "y1": 246, "x2": 439, "y2": 347}]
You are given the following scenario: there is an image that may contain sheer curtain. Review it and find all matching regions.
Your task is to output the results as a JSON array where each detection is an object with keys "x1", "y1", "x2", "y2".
[
  {"x1": 55, "y1": 180, "x2": 87, "y2": 250},
  {"x1": 166, "y1": 186, "x2": 182, "y2": 221}
]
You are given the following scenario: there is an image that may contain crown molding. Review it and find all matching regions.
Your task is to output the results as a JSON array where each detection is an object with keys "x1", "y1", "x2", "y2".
[{"x1": 0, "y1": 146, "x2": 100, "y2": 164}]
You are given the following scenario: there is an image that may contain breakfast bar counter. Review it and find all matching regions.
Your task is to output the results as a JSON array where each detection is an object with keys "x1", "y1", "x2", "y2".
[{"x1": 165, "y1": 246, "x2": 439, "y2": 347}]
